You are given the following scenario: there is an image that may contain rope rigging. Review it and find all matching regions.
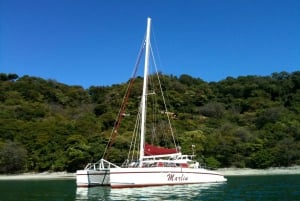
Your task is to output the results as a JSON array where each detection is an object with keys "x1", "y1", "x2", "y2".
[
  {"x1": 103, "y1": 28, "x2": 179, "y2": 160},
  {"x1": 102, "y1": 39, "x2": 145, "y2": 159}
]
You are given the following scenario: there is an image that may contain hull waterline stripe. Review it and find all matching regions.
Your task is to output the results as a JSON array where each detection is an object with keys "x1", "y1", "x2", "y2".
[
  {"x1": 110, "y1": 171, "x2": 223, "y2": 176},
  {"x1": 111, "y1": 181, "x2": 226, "y2": 188}
]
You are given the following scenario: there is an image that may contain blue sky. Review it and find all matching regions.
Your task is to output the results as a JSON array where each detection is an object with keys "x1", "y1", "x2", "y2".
[{"x1": 1, "y1": 0, "x2": 299, "y2": 88}]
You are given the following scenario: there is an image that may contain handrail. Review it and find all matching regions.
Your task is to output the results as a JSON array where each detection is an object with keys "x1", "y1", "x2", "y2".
[{"x1": 84, "y1": 158, "x2": 120, "y2": 170}]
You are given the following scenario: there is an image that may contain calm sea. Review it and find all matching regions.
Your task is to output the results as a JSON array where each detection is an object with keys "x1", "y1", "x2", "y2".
[{"x1": 0, "y1": 175, "x2": 299, "y2": 201}]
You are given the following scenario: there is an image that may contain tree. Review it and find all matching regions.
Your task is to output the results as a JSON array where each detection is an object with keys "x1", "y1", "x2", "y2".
[
  {"x1": 0, "y1": 141, "x2": 28, "y2": 173},
  {"x1": 65, "y1": 135, "x2": 91, "y2": 172},
  {"x1": 0, "y1": 72, "x2": 299, "y2": 172}
]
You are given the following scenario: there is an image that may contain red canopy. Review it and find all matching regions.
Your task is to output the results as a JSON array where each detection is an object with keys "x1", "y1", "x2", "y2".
[{"x1": 144, "y1": 144, "x2": 178, "y2": 156}]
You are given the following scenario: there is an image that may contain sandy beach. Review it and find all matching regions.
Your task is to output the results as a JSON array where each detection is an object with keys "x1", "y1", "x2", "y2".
[
  {"x1": 218, "y1": 166, "x2": 300, "y2": 176},
  {"x1": 0, "y1": 172, "x2": 75, "y2": 180},
  {"x1": 0, "y1": 166, "x2": 299, "y2": 180}
]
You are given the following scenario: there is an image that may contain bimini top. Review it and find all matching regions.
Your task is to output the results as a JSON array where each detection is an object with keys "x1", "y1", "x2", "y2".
[{"x1": 144, "y1": 144, "x2": 178, "y2": 156}]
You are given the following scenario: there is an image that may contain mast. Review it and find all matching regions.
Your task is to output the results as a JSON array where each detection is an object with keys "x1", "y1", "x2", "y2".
[{"x1": 139, "y1": 17, "x2": 151, "y2": 166}]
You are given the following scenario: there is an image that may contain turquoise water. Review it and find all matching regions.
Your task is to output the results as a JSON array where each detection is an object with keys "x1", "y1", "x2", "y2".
[{"x1": 0, "y1": 175, "x2": 299, "y2": 200}]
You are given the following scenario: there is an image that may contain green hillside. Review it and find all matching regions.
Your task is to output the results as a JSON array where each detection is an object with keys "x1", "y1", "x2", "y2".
[{"x1": 1, "y1": 71, "x2": 300, "y2": 173}]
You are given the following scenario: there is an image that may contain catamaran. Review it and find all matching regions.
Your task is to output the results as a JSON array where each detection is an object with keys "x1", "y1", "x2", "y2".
[{"x1": 76, "y1": 17, "x2": 227, "y2": 188}]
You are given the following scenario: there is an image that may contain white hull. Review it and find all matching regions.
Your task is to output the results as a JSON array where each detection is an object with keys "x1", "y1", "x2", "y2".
[
  {"x1": 110, "y1": 167, "x2": 226, "y2": 188},
  {"x1": 76, "y1": 169, "x2": 110, "y2": 187}
]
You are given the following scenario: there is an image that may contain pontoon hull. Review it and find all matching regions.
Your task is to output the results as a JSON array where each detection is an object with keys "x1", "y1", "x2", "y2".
[
  {"x1": 109, "y1": 167, "x2": 226, "y2": 188},
  {"x1": 76, "y1": 169, "x2": 110, "y2": 187}
]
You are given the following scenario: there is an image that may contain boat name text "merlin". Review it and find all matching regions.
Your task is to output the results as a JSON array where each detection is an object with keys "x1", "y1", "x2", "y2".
[{"x1": 167, "y1": 174, "x2": 188, "y2": 182}]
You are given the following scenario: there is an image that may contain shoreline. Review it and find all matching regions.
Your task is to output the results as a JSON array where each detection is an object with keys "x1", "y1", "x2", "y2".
[
  {"x1": 217, "y1": 166, "x2": 300, "y2": 176},
  {"x1": 0, "y1": 172, "x2": 75, "y2": 180},
  {"x1": 0, "y1": 166, "x2": 299, "y2": 180}
]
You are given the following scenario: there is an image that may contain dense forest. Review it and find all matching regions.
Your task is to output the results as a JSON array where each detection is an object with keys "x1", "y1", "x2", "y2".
[{"x1": 0, "y1": 71, "x2": 300, "y2": 173}]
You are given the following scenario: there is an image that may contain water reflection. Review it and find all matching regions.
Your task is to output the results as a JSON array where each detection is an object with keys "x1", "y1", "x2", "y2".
[
  {"x1": 76, "y1": 186, "x2": 111, "y2": 200},
  {"x1": 76, "y1": 182, "x2": 226, "y2": 201}
]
